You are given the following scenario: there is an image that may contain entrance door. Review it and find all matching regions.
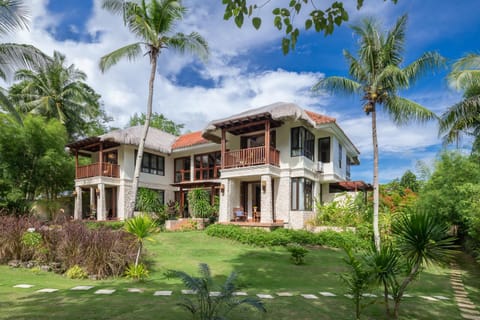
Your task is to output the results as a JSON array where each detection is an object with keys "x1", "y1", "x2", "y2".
[
  {"x1": 105, "y1": 187, "x2": 117, "y2": 219},
  {"x1": 241, "y1": 182, "x2": 261, "y2": 220}
]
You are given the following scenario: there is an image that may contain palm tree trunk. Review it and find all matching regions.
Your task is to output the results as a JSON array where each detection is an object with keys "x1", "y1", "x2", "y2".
[
  {"x1": 393, "y1": 262, "x2": 420, "y2": 319},
  {"x1": 134, "y1": 241, "x2": 142, "y2": 267},
  {"x1": 383, "y1": 279, "x2": 391, "y2": 318},
  {"x1": 126, "y1": 55, "x2": 158, "y2": 218},
  {"x1": 372, "y1": 107, "x2": 381, "y2": 251}
]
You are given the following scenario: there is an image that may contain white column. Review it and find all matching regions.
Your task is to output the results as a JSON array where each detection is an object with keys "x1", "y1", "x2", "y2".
[
  {"x1": 247, "y1": 184, "x2": 253, "y2": 220},
  {"x1": 89, "y1": 187, "x2": 95, "y2": 215},
  {"x1": 97, "y1": 183, "x2": 106, "y2": 220},
  {"x1": 218, "y1": 179, "x2": 229, "y2": 222},
  {"x1": 74, "y1": 186, "x2": 82, "y2": 220},
  {"x1": 260, "y1": 175, "x2": 273, "y2": 223}
]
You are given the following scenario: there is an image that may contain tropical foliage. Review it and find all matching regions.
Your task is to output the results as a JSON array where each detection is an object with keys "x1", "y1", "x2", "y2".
[
  {"x1": 124, "y1": 214, "x2": 157, "y2": 267},
  {"x1": 129, "y1": 112, "x2": 184, "y2": 136},
  {"x1": 100, "y1": 0, "x2": 209, "y2": 218},
  {"x1": 313, "y1": 14, "x2": 443, "y2": 250},
  {"x1": 172, "y1": 263, "x2": 266, "y2": 319}
]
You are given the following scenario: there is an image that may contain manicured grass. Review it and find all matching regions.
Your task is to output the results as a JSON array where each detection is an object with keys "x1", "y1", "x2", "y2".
[{"x1": 0, "y1": 231, "x2": 470, "y2": 319}]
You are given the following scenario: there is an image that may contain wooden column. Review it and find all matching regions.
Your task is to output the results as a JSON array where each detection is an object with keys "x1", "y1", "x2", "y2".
[
  {"x1": 179, "y1": 187, "x2": 184, "y2": 217},
  {"x1": 265, "y1": 120, "x2": 270, "y2": 165},
  {"x1": 75, "y1": 149, "x2": 79, "y2": 179},
  {"x1": 99, "y1": 143, "x2": 103, "y2": 176},
  {"x1": 221, "y1": 128, "x2": 226, "y2": 169}
]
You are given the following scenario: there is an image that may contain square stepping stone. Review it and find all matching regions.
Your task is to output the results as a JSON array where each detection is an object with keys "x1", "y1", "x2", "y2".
[
  {"x1": 71, "y1": 286, "x2": 94, "y2": 291},
  {"x1": 276, "y1": 292, "x2": 293, "y2": 297},
  {"x1": 402, "y1": 294, "x2": 413, "y2": 298},
  {"x1": 461, "y1": 313, "x2": 480, "y2": 320},
  {"x1": 36, "y1": 288, "x2": 58, "y2": 293},
  {"x1": 458, "y1": 302, "x2": 477, "y2": 309},
  {"x1": 232, "y1": 291, "x2": 247, "y2": 296},
  {"x1": 257, "y1": 294, "x2": 274, "y2": 299},
  {"x1": 209, "y1": 291, "x2": 222, "y2": 297},
  {"x1": 419, "y1": 296, "x2": 439, "y2": 301},
  {"x1": 301, "y1": 294, "x2": 318, "y2": 300},
  {"x1": 319, "y1": 292, "x2": 336, "y2": 297},
  {"x1": 433, "y1": 295, "x2": 450, "y2": 300},
  {"x1": 462, "y1": 309, "x2": 480, "y2": 315},
  {"x1": 362, "y1": 293, "x2": 377, "y2": 298},
  {"x1": 154, "y1": 291, "x2": 172, "y2": 296},
  {"x1": 181, "y1": 289, "x2": 196, "y2": 295},
  {"x1": 127, "y1": 288, "x2": 143, "y2": 293},
  {"x1": 344, "y1": 294, "x2": 354, "y2": 299},
  {"x1": 94, "y1": 289, "x2": 115, "y2": 295},
  {"x1": 14, "y1": 284, "x2": 34, "y2": 289}
]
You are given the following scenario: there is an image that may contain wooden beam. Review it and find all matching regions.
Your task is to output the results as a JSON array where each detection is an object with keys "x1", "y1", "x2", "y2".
[
  {"x1": 75, "y1": 149, "x2": 79, "y2": 179},
  {"x1": 265, "y1": 119, "x2": 270, "y2": 165},
  {"x1": 221, "y1": 128, "x2": 226, "y2": 169}
]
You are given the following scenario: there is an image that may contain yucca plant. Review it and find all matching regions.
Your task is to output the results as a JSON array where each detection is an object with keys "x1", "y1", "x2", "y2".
[
  {"x1": 124, "y1": 214, "x2": 156, "y2": 267},
  {"x1": 172, "y1": 263, "x2": 266, "y2": 320}
]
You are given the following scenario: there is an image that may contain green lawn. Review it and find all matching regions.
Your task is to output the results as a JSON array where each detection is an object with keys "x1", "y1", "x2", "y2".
[{"x1": 0, "y1": 231, "x2": 470, "y2": 319}]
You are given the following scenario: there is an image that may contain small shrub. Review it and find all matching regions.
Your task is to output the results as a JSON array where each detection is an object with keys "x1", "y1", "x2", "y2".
[
  {"x1": 21, "y1": 230, "x2": 43, "y2": 248},
  {"x1": 66, "y1": 265, "x2": 88, "y2": 279},
  {"x1": 85, "y1": 221, "x2": 125, "y2": 230},
  {"x1": 124, "y1": 263, "x2": 149, "y2": 281},
  {"x1": 286, "y1": 243, "x2": 308, "y2": 265}
]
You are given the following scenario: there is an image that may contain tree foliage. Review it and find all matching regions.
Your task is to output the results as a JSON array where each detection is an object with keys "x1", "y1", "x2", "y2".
[
  {"x1": 0, "y1": 114, "x2": 74, "y2": 211},
  {"x1": 222, "y1": 0, "x2": 399, "y2": 54},
  {"x1": 128, "y1": 112, "x2": 184, "y2": 136}
]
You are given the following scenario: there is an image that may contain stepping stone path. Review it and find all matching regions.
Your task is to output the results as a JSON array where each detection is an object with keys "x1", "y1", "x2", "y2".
[
  {"x1": 209, "y1": 291, "x2": 221, "y2": 297},
  {"x1": 319, "y1": 292, "x2": 336, "y2": 297},
  {"x1": 276, "y1": 292, "x2": 293, "y2": 297},
  {"x1": 233, "y1": 291, "x2": 248, "y2": 296},
  {"x1": 94, "y1": 289, "x2": 115, "y2": 295},
  {"x1": 451, "y1": 262, "x2": 480, "y2": 320},
  {"x1": 420, "y1": 296, "x2": 439, "y2": 302},
  {"x1": 13, "y1": 284, "x2": 34, "y2": 288},
  {"x1": 36, "y1": 288, "x2": 58, "y2": 293},
  {"x1": 362, "y1": 293, "x2": 377, "y2": 298},
  {"x1": 181, "y1": 289, "x2": 196, "y2": 295},
  {"x1": 301, "y1": 294, "x2": 318, "y2": 300},
  {"x1": 127, "y1": 288, "x2": 143, "y2": 293},
  {"x1": 154, "y1": 291, "x2": 172, "y2": 296},
  {"x1": 71, "y1": 286, "x2": 94, "y2": 291},
  {"x1": 257, "y1": 294, "x2": 274, "y2": 299}
]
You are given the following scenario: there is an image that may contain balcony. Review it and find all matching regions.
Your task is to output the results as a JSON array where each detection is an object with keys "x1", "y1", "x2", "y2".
[
  {"x1": 76, "y1": 163, "x2": 120, "y2": 179},
  {"x1": 224, "y1": 146, "x2": 280, "y2": 169}
]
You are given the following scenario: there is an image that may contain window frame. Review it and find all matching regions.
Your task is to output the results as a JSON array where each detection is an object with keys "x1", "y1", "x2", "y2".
[
  {"x1": 194, "y1": 151, "x2": 221, "y2": 181},
  {"x1": 291, "y1": 177, "x2": 313, "y2": 211},
  {"x1": 174, "y1": 157, "x2": 191, "y2": 183},
  {"x1": 318, "y1": 137, "x2": 331, "y2": 163},
  {"x1": 135, "y1": 151, "x2": 165, "y2": 176},
  {"x1": 291, "y1": 126, "x2": 315, "y2": 161}
]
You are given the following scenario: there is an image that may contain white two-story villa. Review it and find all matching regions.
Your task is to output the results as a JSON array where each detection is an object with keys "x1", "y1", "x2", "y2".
[{"x1": 67, "y1": 102, "x2": 370, "y2": 229}]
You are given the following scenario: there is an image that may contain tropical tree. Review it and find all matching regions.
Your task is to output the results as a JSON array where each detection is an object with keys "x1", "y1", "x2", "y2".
[
  {"x1": 128, "y1": 111, "x2": 184, "y2": 135},
  {"x1": 9, "y1": 50, "x2": 105, "y2": 141},
  {"x1": 172, "y1": 263, "x2": 266, "y2": 319},
  {"x1": 439, "y1": 53, "x2": 480, "y2": 146},
  {"x1": 313, "y1": 15, "x2": 443, "y2": 250},
  {"x1": 100, "y1": 0, "x2": 209, "y2": 218},
  {"x1": 124, "y1": 214, "x2": 156, "y2": 267},
  {"x1": 0, "y1": 0, "x2": 49, "y2": 123}
]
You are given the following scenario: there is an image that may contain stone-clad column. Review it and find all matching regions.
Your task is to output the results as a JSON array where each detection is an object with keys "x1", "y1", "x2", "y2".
[
  {"x1": 260, "y1": 175, "x2": 273, "y2": 223},
  {"x1": 97, "y1": 183, "x2": 106, "y2": 220},
  {"x1": 74, "y1": 186, "x2": 82, "y2": 220}
]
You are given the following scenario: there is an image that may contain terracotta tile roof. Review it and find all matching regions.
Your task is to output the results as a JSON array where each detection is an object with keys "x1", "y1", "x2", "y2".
[
  {"x1": 172, "y1": 131, "x2": 209, "y2": 150},
  {"x1": 305, "y1": 110, "x2": 336, "y2": 124},
  {"x1": 337, "y1": 181, "x2": 373, "y2": 191}
]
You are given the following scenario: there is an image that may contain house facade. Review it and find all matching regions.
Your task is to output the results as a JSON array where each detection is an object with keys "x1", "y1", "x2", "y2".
[{"x1": 67, "y1": 102, "x2": 368, "y2": 229}]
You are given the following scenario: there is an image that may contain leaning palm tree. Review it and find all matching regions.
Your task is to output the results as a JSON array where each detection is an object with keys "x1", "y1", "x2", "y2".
[
  {"x1": 0, "y1": 0, "x2": 49, "y2": 123},
  {"x1": 124, "y1": 214, "x2": 156, "y2": 267},
  {"x1": 100, "y1": 0, "x2": 209, "y2": 218},
  {"x1": 9, "y1": 51, "x2": 101, "y2": 141},
  {"x1": 313, "y1": 15, "x2": 444, "y2": 251},
  {"x1": 439, "y1": 53, "x2": 480, "y2": 146}
]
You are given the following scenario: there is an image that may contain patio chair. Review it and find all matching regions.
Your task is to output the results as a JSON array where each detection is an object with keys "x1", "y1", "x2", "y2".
[{"x1": 233, "y1": 207, "x2": 246, "y2": 221}]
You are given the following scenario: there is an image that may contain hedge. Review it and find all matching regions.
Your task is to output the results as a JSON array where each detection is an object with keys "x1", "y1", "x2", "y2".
[{"x1": 205, "y1": 224, "x2": 370, "y2": 249}]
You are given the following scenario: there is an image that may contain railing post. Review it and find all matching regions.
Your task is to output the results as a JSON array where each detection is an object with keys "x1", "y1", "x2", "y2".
[
  {"x1": 265, "y1": 120, "x2": 270, "y2": 165},
  {"x1": 221, "y1": 128, "x2": 226, "y2": 169}
]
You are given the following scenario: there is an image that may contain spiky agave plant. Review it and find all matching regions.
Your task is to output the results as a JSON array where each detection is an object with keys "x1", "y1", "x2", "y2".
[{"x1": 172, "y1": 263, "x2": 266, "y2": 320}]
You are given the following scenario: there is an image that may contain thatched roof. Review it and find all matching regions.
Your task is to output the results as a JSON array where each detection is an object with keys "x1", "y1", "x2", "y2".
[{"x1": 100, "y1": 126, "x2": 177, "y2": 154}]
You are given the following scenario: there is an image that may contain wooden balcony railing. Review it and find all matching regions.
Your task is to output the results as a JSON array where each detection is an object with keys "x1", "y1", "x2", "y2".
[
  {"x1": 76, "y1": 163, "x2": 120, "y2": 179},
  {"x1": 224, "y1": 146, "x2": 280, "y2": 168}
]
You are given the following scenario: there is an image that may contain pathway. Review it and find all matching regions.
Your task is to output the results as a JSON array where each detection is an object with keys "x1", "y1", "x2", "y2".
[{"x1": 451, "y1": 263, "x2": 480, "y2": 320}]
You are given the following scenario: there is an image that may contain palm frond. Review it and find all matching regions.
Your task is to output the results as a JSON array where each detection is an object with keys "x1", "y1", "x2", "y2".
[
  {"x1": 99, "y1": 42, "x2": 143, "y2": 72},
  {"x1": 0, "y1": 43, "x2": 49, "y2": 80},
  {"x1": 452, "y1": 53, "x2": 480, "y2": 72},
  {"x1": 167, "y1": 32, "x2": 209, "y2": 61},
  {"x1": 384, "y1": 96, "x2": 438, "y2": 125},
  {"x1": 0, "y1": 0, "x2": 29, "y2": 34},
  {"x1": 343, "y1": 49, "x2": 367, "y2": 83},
  {"x1": 402, "y1": 51, "x2": 445, "y2": 86},
  {"x1": 383, "y1": 14, "x2": 407, "y2": 66},
  {"x1": 0, "y1": 88, "x2": 22, "y2": 124},
  {"x1": 312, "y1": 76, "x2": 361, "y2": 95},
  {"x1": 439, "y1": 95, "x2": 480, "y2": 144}
]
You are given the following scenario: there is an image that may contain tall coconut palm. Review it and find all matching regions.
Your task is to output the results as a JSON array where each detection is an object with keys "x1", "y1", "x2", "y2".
[
  {"x1": 440, "y1": 53, "x2": 480, "y2": 146},
  {"x1": 313, "y1": 15, "x2": 443, "y2": 250},
  {"x1": 9, "y1": 51, "x2": 101, "y2": 141},
  {"x1": 100, "y1": 0, "x2": 209, "y2": 218},
  {"x1": 0, "y1": 0, "x2": 49, "y2": 123}
]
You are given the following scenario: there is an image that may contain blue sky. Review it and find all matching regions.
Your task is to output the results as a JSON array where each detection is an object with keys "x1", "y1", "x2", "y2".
[{"x1": 8, "y1": 0, "x2": 480, "y2": 183}]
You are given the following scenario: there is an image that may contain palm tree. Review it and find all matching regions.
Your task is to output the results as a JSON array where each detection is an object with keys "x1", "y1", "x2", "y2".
[
  {"x1": 124, "y1": 214, "x2": 156, "y2": 267},
  {"x1": 172, "y1": 263, "x2": 266, "y2": 319},
  {"x1": 9, "y1": 51, "x2": 101, "y2": 141},
  {"x1": 0, "y1": 0, "x2": 49, "y2": 123},
  {"x1": 313, "y1": 15, "x2": 443, "y2": 250},
  {"x1": 440, "y1": 53, "x2": 480, "y2": 146},
  {"x1": 100, "y1": 0, "x2": 209, "y2": 218},
  {"x1": 391, "y1": 210, "x2": 457, "y2": 319}
]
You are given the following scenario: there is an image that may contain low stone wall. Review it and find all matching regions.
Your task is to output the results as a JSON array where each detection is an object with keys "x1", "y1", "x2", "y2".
[
  {"x1": 165, "y1": 218, "x2": 206, "y2": 231},
  {"x1": 306, "y1": 225, "x2": 356, "y2": 233}
]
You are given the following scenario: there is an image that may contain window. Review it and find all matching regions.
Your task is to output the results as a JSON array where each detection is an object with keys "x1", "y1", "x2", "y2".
[
  {"x1": 240, "y1": 131, "x2": 276, "y2": 149},
  {"x1": 291, "y1": 127, "x2": 315, "y2": 160},
  {"x1": 135, "y1": 151, "x2": 165, "y2": 176},
  {"x1": 158, "y1": 189, "x2": 165, "y2": 205},
  {"x1": 174, "y1": 157, "x2": 191, "y2": 182},
  {"x1": 194, "y1": 151, "x2": 221, "y2": 180},
  {"x1": 338, "y1": 144, "x2": 343, "y2": 168},
  {"x1": 346, "y1": 158, "x2": 351, "y2": 180},
  {"x1": 318, "y1": 137, "x2": 331, "y2": 163},
  {"x1": 291, "y1": 177, "x2": 313, "y2": 211}
]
